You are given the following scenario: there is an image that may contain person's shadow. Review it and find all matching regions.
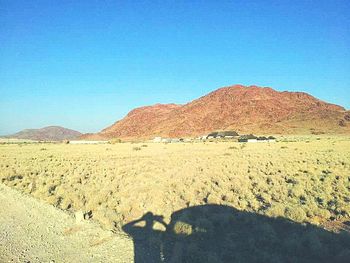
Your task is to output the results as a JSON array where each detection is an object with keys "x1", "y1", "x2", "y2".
[
  {"x1": 123, "y1": 205, "x2": 350, "y2": 263},
  {"x1": 122, "y1": 212, "x2": 167, "y2": 262}
]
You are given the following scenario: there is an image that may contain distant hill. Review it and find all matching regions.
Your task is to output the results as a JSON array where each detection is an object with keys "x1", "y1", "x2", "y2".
[
  {"x1": 3, "y1": 126, "x2": 82, "y2": 141},
  {"x1": 82, "y1": 85, "x2": 350, "y2": 140}
]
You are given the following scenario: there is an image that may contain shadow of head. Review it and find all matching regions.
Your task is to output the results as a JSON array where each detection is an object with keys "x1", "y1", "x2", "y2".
[{"x1": 123, "y1": 205, "x2": 350, "y2": 263}]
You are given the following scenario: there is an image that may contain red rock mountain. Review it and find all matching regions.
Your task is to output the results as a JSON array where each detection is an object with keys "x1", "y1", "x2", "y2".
[{"x1": 83, "y1": 85, "x2": 350, "y2": 139}]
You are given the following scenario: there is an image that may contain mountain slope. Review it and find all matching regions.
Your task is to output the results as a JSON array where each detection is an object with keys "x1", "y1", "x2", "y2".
[
  {"x1": 3, "y1": 126, "x2": 82, "y2": 141},
  {"x1": 86, "y1": 85, "x2": 350, "y2": 139}
]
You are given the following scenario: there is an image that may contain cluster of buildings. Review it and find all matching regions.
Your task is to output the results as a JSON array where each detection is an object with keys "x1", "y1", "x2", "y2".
[
  {"x1": 153, "y1": 131, "x2": 276, "y2": 143},
  {"x1": 237, "y1": 134, "x2": 276, "y2": 143},
  {"x1": 68, "y1": 140, "x2": 109, "y2": 144}
]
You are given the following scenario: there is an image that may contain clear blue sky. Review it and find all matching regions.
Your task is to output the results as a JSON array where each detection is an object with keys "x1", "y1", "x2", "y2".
[{"x1": 1, "y1": 0, "x2": 349, "y2": 135}]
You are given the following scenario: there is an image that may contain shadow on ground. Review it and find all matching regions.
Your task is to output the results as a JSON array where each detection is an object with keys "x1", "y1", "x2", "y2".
[{"x1": 123, "y1": 205, "x2": 350, "y2": 263}]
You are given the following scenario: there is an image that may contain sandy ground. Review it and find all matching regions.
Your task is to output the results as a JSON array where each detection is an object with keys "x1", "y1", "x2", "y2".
[{"x1": 0, "y1": 184, "x2": 134, "y2": 263}]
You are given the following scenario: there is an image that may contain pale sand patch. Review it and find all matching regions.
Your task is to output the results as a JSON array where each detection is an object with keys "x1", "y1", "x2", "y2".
[{"x1": 0, "y1": 184, "x2": 134, "y2": 263}]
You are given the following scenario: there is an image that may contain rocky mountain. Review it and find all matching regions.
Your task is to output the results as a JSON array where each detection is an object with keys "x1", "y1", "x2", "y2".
[
  {"x1": 3, "y1": 126, "x2": 82, "y2": 141},
  {"x1": 83, "y1": 85, "x2": 350, "y2": 139}
]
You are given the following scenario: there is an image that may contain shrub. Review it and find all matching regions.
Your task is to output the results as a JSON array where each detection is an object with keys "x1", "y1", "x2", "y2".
[
  {"x1": 285, "y1": 206, "x2": 307, "y2": 222},
  {"x1": 228, "y1": 146, "x2": 237, "y2": 150},
  {"x1": 173, "y1": 221, "x2": 193, "y2": 236},
  {"x1": 109, "y1": 138, "x2": 122, "y2": 144},
  {"x1": 311, "y1": 130, "x2": 325, "y2": 135},
  {"x1": 314, "y1": 208, "x2": 331, "y2": 219},
  {"x1": 266, "y1": 203, "x2": 285, "y2": 218}
]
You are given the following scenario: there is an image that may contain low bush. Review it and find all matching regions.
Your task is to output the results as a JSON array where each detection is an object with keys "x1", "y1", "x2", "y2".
[{"x1": 109, "y1": 138, "x2": 122, "y2": 144}]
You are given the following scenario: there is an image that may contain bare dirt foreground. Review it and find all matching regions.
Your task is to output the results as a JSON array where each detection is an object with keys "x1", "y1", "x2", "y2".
[{"x1": 0, "y1": 184, "x2": 134, "y2": 263}]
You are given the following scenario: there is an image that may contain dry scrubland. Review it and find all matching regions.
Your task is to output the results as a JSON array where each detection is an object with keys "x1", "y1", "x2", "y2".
[{"x1": 1, "y1": 136, "x2": 350, "y2": 262}]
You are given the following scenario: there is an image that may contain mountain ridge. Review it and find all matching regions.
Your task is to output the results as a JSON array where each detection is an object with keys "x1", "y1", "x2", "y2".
[
  {"x1": 3, "y1": 126, "x2": 82, "y2": 141},
  {"x1": 82, "y1": 85, "x2": 350, "y2": 139}
]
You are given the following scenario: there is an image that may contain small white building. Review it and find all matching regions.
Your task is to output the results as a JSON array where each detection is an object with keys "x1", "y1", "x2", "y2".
[
  {"x1": 238, "y1": 134, "x2": 258, "y2": 143},
  {"x1": 153, "y1": 137, "x2": 162, "y2": 143},
  {"x1": 69, "y1": 140, "x2": 109, "y2": 144}
]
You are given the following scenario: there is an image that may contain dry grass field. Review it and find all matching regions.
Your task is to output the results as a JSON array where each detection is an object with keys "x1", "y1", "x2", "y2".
[{"x1": 1, "y1": 136, "x2": 350, "y2": 262}]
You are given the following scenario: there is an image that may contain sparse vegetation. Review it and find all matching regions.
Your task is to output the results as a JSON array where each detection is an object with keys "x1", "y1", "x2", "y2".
[
  {"x1": 0, "y1": 136, "x2": 350, "y2": 261},
  {"x1": 109, "y1": 138, "x2": 122, "y2": 144},
  {"x1": 132, "y1": 146, "x2": 141, "y2": 151}
]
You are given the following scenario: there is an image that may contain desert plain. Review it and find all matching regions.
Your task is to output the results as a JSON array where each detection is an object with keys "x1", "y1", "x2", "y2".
[{"x1": 1, "y1": 136, "x2": 350, "y2": 262}]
